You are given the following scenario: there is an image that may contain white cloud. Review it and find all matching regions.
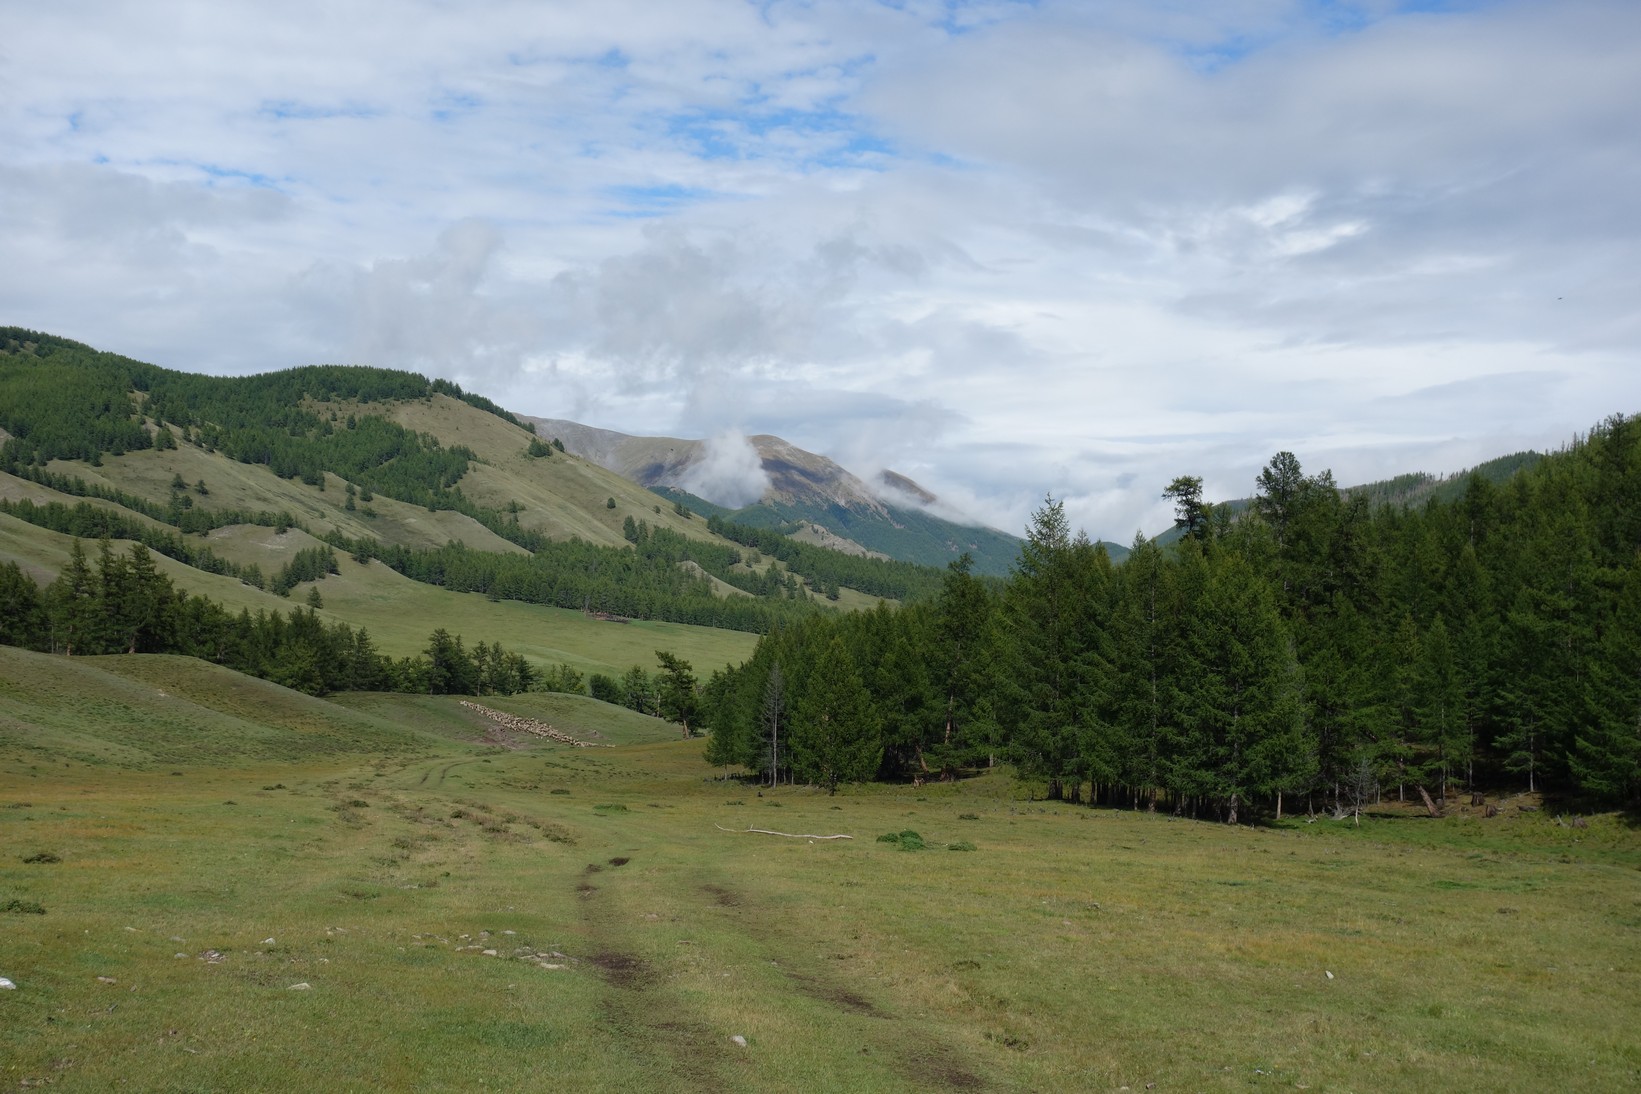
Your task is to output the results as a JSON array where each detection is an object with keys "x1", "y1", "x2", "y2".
[
  {"x1": 3, "y1": 0, "x2": 1639, "y2": 539},
  {"x1": 678, "y1": 430, "x2": 773, "y2": 509}
]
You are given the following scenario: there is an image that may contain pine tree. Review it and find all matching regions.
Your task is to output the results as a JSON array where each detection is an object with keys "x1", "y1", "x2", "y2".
[
  {"x1": 46, "y1": 538, "x2": 98, "y2": 656},
  {"x1": 1108, "y1": 535, "x2": 1173, "y2": 810},
  {"x1": 1417, "y1": 614, "x2": 1467, "y2": 798},
  {"x1": 790, "y1": 636, "x2": 881, "y2": 794},
  {"x1": 1571, "y1": 564, "x2": 1641, "y2": 804},
  {"x1": 0, "y1": 561, "x2": 46, "y2": 649},
  {"x1": 655, "y1": 651, "x2": 700, "y2": 737},
  {"x1": 925, "y1": 556, "x2": 1001, "y2": 779}
]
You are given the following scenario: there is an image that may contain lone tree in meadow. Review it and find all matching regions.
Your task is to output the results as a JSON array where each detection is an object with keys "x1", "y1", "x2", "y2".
[{"x1": 656, "y1": 650, "x2": 700, "y2": 737}]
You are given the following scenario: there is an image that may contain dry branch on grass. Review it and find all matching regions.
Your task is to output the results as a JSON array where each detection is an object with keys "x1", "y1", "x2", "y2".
[{"x1": 714, "y1": 824, "x2": 853, "y2": 840}]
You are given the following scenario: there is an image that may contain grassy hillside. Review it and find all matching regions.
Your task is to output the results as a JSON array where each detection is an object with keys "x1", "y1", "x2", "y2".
[
  {"x1": 0, "y1": 506, "x2": 758, "y2": 681},
  {"x1": 0, "y1": 646, "x2": 427, "y2": 769},
  {"x1": 0, "y1": 330, "x2": 951, "y2": 636},
  {"x1": 2, "y1": 675, "x2": 1636, "y2": 1091}
]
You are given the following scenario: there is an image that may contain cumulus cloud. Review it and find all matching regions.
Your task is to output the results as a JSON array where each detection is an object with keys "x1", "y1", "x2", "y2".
[{"x1": 677, "y1": 430, "x2": 772, "y2": 509}]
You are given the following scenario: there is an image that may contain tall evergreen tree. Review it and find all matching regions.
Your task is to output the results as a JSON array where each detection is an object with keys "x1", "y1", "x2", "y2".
[
  {"x1": 790, "y1": 636, "x2": 881, "y2": 794},
  {"x1": 45, "y1": 538, "x2": 98, "y2": 655}
]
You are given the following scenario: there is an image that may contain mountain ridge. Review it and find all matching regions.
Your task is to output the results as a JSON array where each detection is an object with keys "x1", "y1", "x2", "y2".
[{"x1": 523, "y1": 415, "x2": 1027, "y2": 576}]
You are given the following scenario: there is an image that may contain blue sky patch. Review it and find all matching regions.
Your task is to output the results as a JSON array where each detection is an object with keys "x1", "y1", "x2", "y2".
[
  {"x1": 601, "y1": 182, "x2": 725, "y2": 218},
  {"x1": 259, "y1": 100, "x2": 382, "y2": 122}
]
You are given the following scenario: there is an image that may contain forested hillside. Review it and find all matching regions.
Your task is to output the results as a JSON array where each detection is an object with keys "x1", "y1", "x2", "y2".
[
  {"x1": 705, "y1": 417, "x2": 1641, "y2": 811},
  {"x1": 0, "y1": 328, "x2": 947, "y2": 638},
  {"x1": 0, "y1": 540, "x2": 540, "y2": 698}
]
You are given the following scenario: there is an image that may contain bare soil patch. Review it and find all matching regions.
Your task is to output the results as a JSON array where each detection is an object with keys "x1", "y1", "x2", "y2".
[
  {"x1": 589, "y1": 950, "x2": 653, "y2": 989},
  {"x1": 701, "y1": 883, "x2": 741, "y2": 908}
]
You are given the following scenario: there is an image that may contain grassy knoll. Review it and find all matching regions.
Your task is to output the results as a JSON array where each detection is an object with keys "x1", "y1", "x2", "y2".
[
  {"x1": 3, "y1": 656, "x2": 1639, "y2": 1091},
  {"x1": 306, "y1": 554, "x2": 759, "y2": 676}
]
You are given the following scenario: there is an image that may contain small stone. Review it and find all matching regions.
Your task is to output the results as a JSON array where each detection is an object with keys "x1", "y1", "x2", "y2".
[
  {"x1": 730, "y1": 1035, "x2": 748, "y2": 1048},
  {"x1": 482, "y1": 949, "x2": 498, "y2": 957},
  {"x1": 261, "y1": 938, "x2": 276, "y2": 945},
  {"x1": 97, "y1": 976, "x2": 117, "y2": 985},
  {"x1": 169, "y1": 936, "x2": 186, "y2": 943},
  {"x1": 0, "y1": 977, "x2": 16, "y2": 990},
  {"x1": 503, "y1": 930, "x2": 516, "y2": 936},
  {"x1": 174, "y1": 953, "x2": 189, "y2": 959},
  {"x1": 288, "y1": 982, "x2": 312, "y2": 990},
  {"x1": 537, "y1": 963, "x2": 566, "y2": 970},
  {"x1": 1325, "y1": 970, "x2": 1335, "y2": 980}
]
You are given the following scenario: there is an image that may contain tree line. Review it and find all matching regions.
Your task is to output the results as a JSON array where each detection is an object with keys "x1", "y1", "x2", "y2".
[
  {"x1": 0, "y1": 538, "x2": 544, "y2": 699},
  {"x1": 703, "y1": 416, "x2": 1641, "y2": 813}
]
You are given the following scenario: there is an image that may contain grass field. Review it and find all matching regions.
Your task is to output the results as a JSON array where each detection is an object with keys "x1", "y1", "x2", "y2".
[{"x1": 3, "y1": 648, "x2": 1639, "y2": 1091}]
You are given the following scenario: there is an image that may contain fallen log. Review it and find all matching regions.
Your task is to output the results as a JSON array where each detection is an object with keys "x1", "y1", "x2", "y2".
[{"x1": 714, "y1": 824, "x2": 853, "y2": 840}]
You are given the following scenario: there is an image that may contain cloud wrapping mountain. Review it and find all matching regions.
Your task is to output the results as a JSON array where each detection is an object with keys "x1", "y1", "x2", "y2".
[{"x1": 678, "y1": 431, "x2": 772, "y2": 510}]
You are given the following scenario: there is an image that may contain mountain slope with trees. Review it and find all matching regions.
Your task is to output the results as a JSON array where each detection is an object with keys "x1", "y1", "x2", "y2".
[{"x1": 705, "y1": 417, "x2": 1641, "y2": 810}]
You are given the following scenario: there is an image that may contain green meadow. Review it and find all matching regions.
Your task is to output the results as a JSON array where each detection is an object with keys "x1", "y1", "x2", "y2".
[{"x1": 2, "y1": 647, "x2": 1638, "y2": 1091}]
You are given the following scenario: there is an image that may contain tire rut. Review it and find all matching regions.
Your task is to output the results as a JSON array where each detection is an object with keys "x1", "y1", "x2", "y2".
[
  {"x1": 693, "y1": 879, "x2": 993, "y2": 1091},
  {"x1": 574, "y1": 857, "x2": 730, "y2": 1091}
]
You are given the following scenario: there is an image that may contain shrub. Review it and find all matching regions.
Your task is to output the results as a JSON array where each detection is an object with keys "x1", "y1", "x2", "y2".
[
  {"x1": 948, "y1": 841, "x2": 977, "y2": 852},
  {"x1": 877, "y1": 829, "x2": 926, "y2": 851},
  {"x1": 21, "y1": 851, "x2": 60, "y2": 864},
  {"x1": 2, "y1": 899, "x2": 46, "y2": 914}
]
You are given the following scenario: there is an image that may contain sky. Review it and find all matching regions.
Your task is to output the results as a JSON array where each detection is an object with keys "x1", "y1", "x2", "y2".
[{"x1": 4, "y1": 0, "x2": 1639, "y2": 542}]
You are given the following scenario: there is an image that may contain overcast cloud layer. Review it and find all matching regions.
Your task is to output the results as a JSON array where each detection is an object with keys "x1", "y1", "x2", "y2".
[{"x1": 4, "y1": 0, "x2": 1638, "y2": 541}]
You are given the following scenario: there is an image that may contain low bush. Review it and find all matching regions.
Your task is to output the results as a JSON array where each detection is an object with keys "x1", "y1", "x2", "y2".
[{"x1": 877, "y1": 829, "x2": 926, "y2": 851}]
